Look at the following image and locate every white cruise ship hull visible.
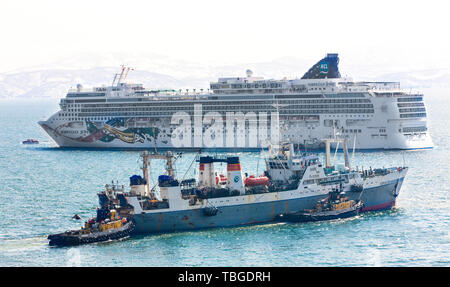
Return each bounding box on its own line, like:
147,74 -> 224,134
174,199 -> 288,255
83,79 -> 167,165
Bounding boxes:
38,113 -> 433,151
38,54 -> 434,150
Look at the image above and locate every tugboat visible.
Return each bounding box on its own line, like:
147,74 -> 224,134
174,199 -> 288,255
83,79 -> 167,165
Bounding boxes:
48,209 -> 135,246
275,186 -> 364,223
22,138 -> 39,144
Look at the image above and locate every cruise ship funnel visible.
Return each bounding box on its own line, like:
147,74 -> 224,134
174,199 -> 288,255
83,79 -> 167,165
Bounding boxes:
301,53 -> 341,79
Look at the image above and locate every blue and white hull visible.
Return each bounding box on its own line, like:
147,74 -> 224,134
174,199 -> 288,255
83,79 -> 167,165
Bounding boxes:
132,194 -> 324,234
129,173 -> 407,234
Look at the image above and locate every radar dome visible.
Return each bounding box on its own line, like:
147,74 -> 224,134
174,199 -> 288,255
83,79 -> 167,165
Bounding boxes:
246,69 -> 253,77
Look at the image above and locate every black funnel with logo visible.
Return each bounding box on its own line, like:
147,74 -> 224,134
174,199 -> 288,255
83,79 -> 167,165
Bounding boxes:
301,53 -> 341,79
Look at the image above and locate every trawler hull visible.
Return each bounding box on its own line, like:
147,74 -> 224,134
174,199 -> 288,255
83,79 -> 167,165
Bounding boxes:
132,194 -> 325,234
131,177 -> 405,234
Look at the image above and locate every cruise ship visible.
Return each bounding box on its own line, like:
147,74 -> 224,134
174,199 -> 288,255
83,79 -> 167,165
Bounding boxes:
39,54 -> 433,150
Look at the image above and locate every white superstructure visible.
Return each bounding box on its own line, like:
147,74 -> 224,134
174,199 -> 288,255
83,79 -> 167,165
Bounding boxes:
39,55 -> 433,150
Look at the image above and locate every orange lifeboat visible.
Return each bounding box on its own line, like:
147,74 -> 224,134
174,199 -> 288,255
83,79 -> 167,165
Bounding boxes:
244,175 -> 269,186
216,174 -> 227,185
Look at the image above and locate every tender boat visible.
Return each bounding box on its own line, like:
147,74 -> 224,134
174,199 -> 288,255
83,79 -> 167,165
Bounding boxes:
275,188 -> 364,223
22,139 -> 39,144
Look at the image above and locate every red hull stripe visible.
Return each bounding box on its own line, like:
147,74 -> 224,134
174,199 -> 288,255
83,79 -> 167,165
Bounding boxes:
227,163 -> 241,171
361,200 -> 395,212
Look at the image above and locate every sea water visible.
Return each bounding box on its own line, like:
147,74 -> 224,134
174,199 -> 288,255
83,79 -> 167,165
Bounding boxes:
0,88 -> 448,266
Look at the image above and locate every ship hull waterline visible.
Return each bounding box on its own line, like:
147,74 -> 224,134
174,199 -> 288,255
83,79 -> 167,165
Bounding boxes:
131,177 -> 404,234
38,121 -> 434,151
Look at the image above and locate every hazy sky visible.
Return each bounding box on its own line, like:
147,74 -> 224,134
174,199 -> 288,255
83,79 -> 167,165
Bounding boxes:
1,0 -> 449,73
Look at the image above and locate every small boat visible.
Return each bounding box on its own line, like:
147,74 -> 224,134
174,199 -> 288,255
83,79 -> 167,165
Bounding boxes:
215,173 -> 227,185
48,209 -> 135,246
244,175 -> 269,186
275,188 -> 364,223
22,139 -> 39,144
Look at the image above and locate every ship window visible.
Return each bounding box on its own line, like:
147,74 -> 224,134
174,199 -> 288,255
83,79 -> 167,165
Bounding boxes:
403,126 -> 427,133
400,113 -> 427,118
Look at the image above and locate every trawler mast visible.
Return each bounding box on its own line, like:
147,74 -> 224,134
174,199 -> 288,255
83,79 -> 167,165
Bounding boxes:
324,137 -> 350,169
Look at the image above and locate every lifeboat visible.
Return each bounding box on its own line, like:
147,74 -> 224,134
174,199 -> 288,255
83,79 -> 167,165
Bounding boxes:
22,139 -> 39,144
244,175 -> 269,186
216,174 -> 227,185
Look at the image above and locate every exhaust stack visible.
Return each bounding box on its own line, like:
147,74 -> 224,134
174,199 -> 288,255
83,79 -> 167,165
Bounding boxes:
226,157 -> 245,195
199,156 -> 215,187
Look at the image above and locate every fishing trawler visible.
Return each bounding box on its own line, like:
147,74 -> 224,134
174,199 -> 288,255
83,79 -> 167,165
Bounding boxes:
65,136 -> 408,235
38,53 -> 433,150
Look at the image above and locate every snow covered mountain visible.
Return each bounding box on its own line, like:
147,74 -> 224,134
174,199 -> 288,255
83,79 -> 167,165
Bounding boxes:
1,53 -> 449,99
0,67 -> 204,99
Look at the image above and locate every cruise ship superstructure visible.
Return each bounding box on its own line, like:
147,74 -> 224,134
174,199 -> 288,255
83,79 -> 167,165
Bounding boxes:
39,54 -> 433,150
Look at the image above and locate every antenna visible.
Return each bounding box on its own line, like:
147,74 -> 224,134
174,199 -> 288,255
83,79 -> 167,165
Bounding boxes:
123,67 -> 130,82
111,74 -> 119,86
116,65 -> 126,86
351,134 -> 357,169
271,100 -> 288,149
296,135 -> 301,154
123,67 -> 134,83
153,126 -> 158,154
304,138 -> 308,155
141,151 -> 150,195
260,139 -> 270,171
331,140 -> 340,166
180,152 -> 199,183
256,151 -> 261,176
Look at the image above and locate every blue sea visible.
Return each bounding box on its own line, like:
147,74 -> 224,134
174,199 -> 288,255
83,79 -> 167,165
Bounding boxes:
0,88 -> 448,266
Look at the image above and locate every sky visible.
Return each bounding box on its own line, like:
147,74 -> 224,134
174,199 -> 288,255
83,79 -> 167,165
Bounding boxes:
1,0 -> 450,73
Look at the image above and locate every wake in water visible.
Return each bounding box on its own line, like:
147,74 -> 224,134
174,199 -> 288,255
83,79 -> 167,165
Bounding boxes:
0,236 -> 49,253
